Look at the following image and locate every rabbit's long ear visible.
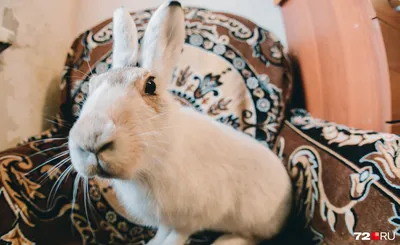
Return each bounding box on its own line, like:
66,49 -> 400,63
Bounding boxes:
140,1 -> 185,89
112,7 -> 139,69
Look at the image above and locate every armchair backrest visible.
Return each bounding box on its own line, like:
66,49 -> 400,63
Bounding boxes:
59,7 -> 293,148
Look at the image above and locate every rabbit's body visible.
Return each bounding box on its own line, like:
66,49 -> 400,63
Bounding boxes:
68,1 -> 293,244
114,106 -> 292,239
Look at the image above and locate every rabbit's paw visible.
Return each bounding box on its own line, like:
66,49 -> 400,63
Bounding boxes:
160,230 -> 189,245
147,225 -> 171,245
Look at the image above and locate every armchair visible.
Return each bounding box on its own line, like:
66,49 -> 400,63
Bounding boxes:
0,7 -> 397,245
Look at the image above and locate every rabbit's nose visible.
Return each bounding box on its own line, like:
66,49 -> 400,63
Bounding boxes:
97,159 -> 113,178
86,152 -> 98,165
95,120 -> 115,144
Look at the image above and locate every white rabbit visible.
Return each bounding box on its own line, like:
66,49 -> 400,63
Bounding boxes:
68,1 -> 293,245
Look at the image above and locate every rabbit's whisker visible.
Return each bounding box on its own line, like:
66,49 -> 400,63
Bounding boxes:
71,174 -> 81,220
86,60 -> 94,77
85,180 -> 101,220
83,178 -> 95,234
47,164 -> 74,207
27,142 -> 68,158
38,156 -> 71,184
44,118 -> 66,128
65,66 -> 92,78
19,137 -> 68,147
146,112 -> 167,122
143,142 -> 169,154
42,113 -> 72,127
65,75 -> 87,80
45,156 -> 71,177
135,126 -> 177,137
25,150 -> 70,176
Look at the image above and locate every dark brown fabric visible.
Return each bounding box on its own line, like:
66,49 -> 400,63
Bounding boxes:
273,109 -> 400,244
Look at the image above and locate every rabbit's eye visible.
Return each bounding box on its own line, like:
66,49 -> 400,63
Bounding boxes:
144,76 -> 156,95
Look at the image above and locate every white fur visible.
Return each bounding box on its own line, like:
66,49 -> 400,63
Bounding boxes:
140,1 -> 185,89
112,6 -> 139,69
113,106 -> 292,244
68,1 -> 292,245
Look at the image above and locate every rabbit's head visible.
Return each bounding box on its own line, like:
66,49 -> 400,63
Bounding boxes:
68,1 -> 185,180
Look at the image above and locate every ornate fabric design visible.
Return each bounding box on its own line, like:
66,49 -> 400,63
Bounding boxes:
389,203 -> 400,235
1,224 -> 35,245
290,109 -> 397,147
282,110 -> 400,244
361,140 -> 400,189
289,109 -> 400,200
288,146 -> 379,237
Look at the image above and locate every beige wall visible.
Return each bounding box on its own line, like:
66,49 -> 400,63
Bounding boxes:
0,0 -> 285,150
0,0 -> 78,150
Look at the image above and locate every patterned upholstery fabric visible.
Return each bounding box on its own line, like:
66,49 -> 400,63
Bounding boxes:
274,109 -> 400,244
0,7 -> 293,245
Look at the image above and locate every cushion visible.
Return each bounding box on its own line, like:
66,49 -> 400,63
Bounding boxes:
60,7 -> 293,148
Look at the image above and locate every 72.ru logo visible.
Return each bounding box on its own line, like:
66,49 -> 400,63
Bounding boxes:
354,232 -> 396,241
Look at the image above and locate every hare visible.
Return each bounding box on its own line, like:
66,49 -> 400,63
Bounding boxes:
68,1 -> 293,245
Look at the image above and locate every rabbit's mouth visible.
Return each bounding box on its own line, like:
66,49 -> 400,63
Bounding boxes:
96,162 -> 113,179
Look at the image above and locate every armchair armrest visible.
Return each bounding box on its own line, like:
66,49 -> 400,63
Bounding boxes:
0,126 -> 162,245
0,133 -> 84,245
275,109 -> 400,244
